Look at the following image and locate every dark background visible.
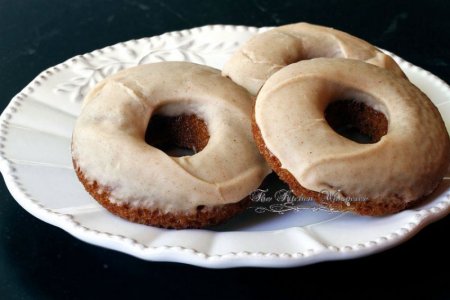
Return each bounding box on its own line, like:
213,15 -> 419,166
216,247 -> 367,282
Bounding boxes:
1,0 -> 449,299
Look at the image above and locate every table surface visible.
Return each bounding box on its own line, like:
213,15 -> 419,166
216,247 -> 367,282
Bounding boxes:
1,0 -> 449,299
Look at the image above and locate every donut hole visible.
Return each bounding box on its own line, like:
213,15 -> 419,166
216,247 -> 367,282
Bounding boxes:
325,100 -> 388,144
145,114 -> 209,157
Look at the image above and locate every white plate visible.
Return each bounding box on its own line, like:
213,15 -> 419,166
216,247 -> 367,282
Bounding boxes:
1,25 -> 449,268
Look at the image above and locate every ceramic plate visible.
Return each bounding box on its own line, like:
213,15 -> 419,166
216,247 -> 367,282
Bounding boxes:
1,25 -> 449,268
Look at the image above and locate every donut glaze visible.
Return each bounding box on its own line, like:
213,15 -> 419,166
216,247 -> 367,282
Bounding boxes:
253,58 -> 450,215
72,62 -> 270,228
223,22 -> 405,95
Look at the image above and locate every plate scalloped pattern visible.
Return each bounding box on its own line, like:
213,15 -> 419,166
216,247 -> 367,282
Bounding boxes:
1,25 -> 450,268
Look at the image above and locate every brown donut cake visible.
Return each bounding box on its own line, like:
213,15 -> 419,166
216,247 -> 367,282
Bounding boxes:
223,22 -> 405,95
253,58 -> 450,216
72,62 -> 270,229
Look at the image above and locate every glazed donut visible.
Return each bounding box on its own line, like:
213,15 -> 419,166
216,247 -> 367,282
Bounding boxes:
223,22 -> 405,95
72,62 -> 270,229
253,58 -> 450,216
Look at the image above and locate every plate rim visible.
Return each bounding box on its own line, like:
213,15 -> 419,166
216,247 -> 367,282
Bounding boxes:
1,24 -> 450,268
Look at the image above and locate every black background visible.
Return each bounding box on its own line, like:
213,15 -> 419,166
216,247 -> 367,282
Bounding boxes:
1,0 -> 449,299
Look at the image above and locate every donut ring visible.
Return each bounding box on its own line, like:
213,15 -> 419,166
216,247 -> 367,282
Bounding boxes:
223,22 -> 405,95
72,62 -> 270,228
253,58 -> 450,216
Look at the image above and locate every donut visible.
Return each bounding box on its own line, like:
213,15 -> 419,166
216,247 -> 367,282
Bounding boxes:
223,22 -> 405,95
253,58 -> 450,216
72,62 -> 271,229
